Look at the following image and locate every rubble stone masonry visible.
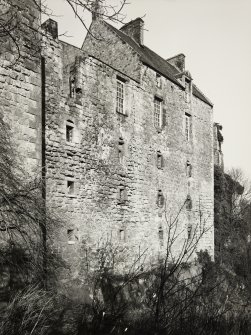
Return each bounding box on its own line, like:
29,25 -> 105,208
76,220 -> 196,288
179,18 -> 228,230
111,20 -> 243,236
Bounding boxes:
0,1 -> 214,285
0,0 -> 42,172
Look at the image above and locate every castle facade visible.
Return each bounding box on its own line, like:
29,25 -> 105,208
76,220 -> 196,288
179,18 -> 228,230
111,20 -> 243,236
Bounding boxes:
0,0 -> 214,280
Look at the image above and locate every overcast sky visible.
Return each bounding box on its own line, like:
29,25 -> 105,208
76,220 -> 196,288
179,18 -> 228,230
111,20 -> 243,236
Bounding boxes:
44,0 -> 251,179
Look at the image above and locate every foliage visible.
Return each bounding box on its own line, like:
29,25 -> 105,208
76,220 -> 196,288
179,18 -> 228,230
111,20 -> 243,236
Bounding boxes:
214,166 -> 251,295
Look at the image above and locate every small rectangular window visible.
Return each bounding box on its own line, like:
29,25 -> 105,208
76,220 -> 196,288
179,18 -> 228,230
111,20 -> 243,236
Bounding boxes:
67,229 -> 75,244
118,185 -> 127,204
69,74 -> 76,98
186,195 -> 192,210
119,229 -> 125,242
118,137 -> 124,163
186,161 -> 192,177
185,113 -> 191,142
66,124 -> 74,142
67,180 -> 75,195
156,73 -> 162,88
185,79 -> 191,103
158,229 -> 164,246
116,80 -> 124,114
187,225 -> 192,240
157,151 -> 164,169
157,190 -> 164,207
154,97 -> 162,128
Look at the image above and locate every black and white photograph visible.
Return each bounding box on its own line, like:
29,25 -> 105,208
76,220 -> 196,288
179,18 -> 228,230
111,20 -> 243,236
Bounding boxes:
0,0 -> 251,334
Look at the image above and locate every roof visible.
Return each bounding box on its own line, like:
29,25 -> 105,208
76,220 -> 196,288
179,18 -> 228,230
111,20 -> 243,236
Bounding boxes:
104,21 -> 213,107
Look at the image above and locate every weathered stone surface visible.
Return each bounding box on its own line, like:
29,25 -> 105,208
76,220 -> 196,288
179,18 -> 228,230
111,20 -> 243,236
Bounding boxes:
0,2 -> 215,286
0,0 -> 42,172
41,17 -> 214,284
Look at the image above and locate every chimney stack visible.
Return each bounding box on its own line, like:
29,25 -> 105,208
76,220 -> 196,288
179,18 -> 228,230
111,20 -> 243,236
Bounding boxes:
41,19 -> 58,39
120,18 -> 144,45
92,0 -> 103,20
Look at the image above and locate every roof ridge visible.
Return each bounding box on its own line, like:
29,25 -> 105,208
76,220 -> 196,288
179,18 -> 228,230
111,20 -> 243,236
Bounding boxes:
86,20 -> 213,106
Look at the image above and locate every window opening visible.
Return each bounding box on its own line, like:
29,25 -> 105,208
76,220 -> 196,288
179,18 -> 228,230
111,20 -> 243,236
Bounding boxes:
157,190 -> 164,207
116,80 -> 124,114
158,228 -> 164,246
69,74 -> 76,98
154,97 -> 162,128
118,185 -> 127,203
185,113 -> 191,142
156,73 -> 162,88
187,225 -> 192,240
185,79 -> 191,103
118,137 -> 124,163
119,229 -> 125,242
66,125 -> 74,142
157,151 -> 164,169
67,229 -> 75,244
186,160 -> 192,177
186,195 -> 192,210
67,180 -> 75,195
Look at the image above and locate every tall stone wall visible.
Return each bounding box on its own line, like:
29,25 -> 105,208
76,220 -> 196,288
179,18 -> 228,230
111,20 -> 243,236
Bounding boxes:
41,18 -> 214,285
0,0 -> 42,172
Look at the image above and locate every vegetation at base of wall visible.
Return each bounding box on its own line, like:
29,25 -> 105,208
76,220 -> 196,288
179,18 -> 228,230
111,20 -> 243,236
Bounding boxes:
1,251 -> 251,335
1,114 -> 251,334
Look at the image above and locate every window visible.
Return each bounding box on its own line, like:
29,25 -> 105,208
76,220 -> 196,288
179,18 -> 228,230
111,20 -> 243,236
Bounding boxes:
157,190 -> 164,207
156,73 -> 162,88
119,229 -> 125,242
185,79 -> 191,103
116,79 -> 124,114
66,121 -> 74,142
67,180 -> 75,195
69,73 -> 76,98
118,137 -> 124,163
187,224 -> 192,240
158,228 -> 164,246
154,97 -> 162,128
185,113 -> 191,142
186,160 -> 192,177
67,229 -> 76,244
186,195 -> 192,210
157,151 -> 164,169
118,185 -> 127,203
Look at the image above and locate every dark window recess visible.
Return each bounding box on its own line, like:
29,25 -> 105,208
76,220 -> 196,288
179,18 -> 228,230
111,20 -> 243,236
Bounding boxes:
186,195 -> 192,210
187,224 -> 192,240
66,124 -> 74,142
119,229 -> 125,242
185,113 -> 191,141
118,137 -> 124,163
185,79 -> 191,103
157,190 -> 164,207
186,160 -> 192,177
156,73 -> 162,88
67,229 -> 75,243
157,151 -> 164,169
67,180 -> 75,195
158,228 -> 164,246
69,74 -> 76,98
76,87 -> 82,95
118,185 -> 127,203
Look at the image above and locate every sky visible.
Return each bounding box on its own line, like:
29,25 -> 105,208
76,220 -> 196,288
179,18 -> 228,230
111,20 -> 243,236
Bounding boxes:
44,0 -> 251,178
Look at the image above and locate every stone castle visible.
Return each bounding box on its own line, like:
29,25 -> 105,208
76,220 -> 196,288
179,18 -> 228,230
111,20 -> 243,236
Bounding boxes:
0,0 -> 220,280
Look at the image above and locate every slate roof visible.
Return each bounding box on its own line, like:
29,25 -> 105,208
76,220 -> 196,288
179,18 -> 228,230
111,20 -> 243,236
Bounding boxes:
105,21 -> 213,107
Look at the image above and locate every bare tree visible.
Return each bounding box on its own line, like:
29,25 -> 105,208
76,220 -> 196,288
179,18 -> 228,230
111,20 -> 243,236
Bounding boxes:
0,0 -> 129,67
